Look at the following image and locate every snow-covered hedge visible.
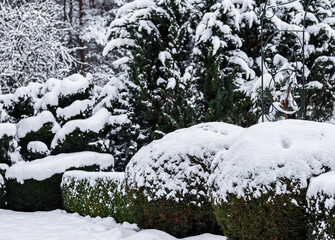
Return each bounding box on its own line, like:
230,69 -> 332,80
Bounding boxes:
61,170 -> 130,223
5,152 -> 114,211
210,120 -> 335,240
307,172 -> 335,240
125,122 -> 244,237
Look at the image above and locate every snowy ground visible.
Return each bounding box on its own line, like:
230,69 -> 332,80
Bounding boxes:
0,209 -> 227,240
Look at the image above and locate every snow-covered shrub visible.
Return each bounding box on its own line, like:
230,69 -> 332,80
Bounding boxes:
26,141 -> 50,161
125,122 -> 244,237
17,111 -> 59,161
210,120 -> 335,240
51,108 -> 112,155
5,152 -> 114,211
306,172 -> 335,240
61,170 -> 130,223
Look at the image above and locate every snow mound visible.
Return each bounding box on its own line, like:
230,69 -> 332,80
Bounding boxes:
16,111 -> 59,138
56,99 -> 93,121
6,151 -> 114,182
0,164 -> 8,172
307,171 -> 335,202
210,120 -> 335,202
27,141 -> 49,154
0,123 -> 16,138
126,122 -> 244,201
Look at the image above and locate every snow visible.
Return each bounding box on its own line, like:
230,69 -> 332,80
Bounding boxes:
0,209 -> 227,240
307,171 -> 335,199
27,141 -> 49,154
0,164 -> 8,172
210,120 -> 335,202
56,99 -> 93,121
51,108 -> 111,148
0,123 -> 16,138
126,122 -> 244,201
36,74 -> 92,109
16,111 -> 59,139
62,170 -> 124,187
5,151 -> 114,183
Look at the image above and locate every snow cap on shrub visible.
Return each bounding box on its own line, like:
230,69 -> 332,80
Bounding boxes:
16,111 -> 59,138
307,171 -> 335,205
6,151 -> 114,183
0,123 -> 16,138
210,120 -> 335,203
126,122 -> 244,201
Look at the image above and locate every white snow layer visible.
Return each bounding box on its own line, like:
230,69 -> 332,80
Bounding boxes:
5,151 -> 114,182
210,120 -> 335,202
126,122 -> 244,201
0,123 -> 16,138
56,99 -> 93,121
27,141 -> 49,154
36,74 -> 92,109
62,170 -> 124,187
16,111 -> 59,138
0,209 -> 227,240
307,171 -> 335,198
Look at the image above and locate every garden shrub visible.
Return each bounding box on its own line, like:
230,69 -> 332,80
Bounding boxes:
125,122 -> 244,237
5,152 -> 114,211
61,170 -> 130,223
306,171 -> 335,240
210,120 -> 335,240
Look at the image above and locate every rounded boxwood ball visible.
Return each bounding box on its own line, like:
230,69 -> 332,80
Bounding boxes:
125,122 -> 244,237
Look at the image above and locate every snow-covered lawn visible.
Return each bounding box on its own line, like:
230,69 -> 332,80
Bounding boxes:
0,209 -> 227,240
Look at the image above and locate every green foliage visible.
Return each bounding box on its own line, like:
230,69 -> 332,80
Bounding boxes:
19,122 -> 54,161
3,96 -> 35,121
307,193 -> 335,240
5,165 -> 101,211
213,184 -> 308,240
61,172 -> 131,223
126,187 -> 220,238
6,174 -> 64,211
0,135 -> 15,165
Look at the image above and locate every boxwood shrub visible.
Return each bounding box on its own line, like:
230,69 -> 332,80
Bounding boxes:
212,180 -> 308,240
306,172 -> 335,240
126,122 -> 243,237
61,170 -> 130,223
209,120 -> 335,240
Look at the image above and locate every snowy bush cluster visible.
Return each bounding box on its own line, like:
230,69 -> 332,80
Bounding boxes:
0,73 -> 136,170
122,120 -> 335,239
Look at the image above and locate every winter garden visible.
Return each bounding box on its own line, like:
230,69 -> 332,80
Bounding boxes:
0,0 -> 335,239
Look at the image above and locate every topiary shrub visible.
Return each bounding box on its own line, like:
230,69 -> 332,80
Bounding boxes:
306,171 -> 335,240
5,152 -> 114,211
210,120 -> 335,240
61,170 -> 130,223
125,122 -> 244,237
